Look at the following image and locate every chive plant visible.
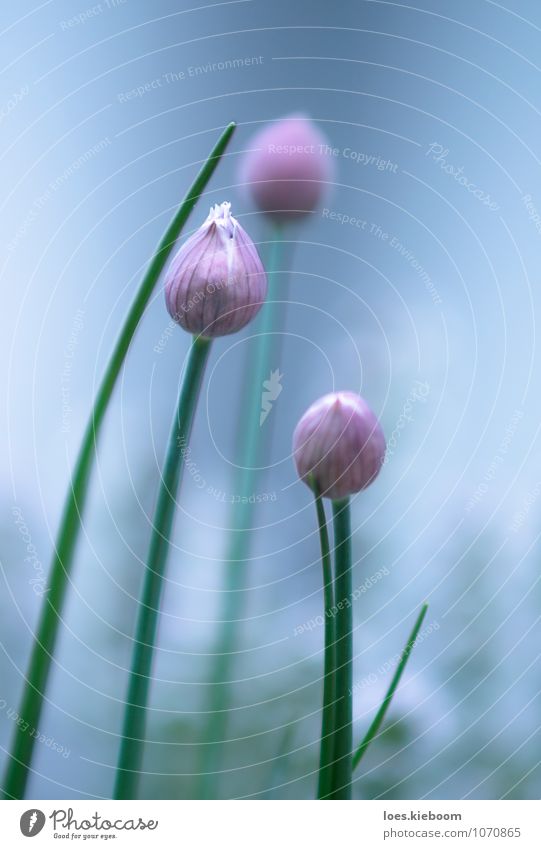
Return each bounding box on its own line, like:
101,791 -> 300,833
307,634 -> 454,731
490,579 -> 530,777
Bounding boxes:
197,222 -> 285,797
114,202 -> 267,799
199,113 -> 335,798
293,391 -> 427,798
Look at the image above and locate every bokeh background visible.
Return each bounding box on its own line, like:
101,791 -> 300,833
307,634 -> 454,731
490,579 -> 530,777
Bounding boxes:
1,0 -> 541,800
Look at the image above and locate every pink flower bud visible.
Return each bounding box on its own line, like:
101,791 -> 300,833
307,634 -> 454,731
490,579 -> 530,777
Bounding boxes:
239,114 -> 334,219
293,392 -> 386,500
164,202 -> 267,337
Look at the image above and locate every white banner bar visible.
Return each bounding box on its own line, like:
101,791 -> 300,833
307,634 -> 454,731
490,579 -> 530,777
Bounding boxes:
1,799 -> 540,848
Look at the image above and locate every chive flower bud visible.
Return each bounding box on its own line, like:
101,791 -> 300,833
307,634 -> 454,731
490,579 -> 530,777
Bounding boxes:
164,201 -> 267,337
239,114 -> 334,219
293,392 -> 386,500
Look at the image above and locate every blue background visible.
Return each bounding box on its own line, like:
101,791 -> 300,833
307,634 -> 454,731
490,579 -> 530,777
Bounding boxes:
1,0 -> 541,799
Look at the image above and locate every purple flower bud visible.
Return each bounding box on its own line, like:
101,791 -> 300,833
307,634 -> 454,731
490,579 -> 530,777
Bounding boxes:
164,202 -> 267,337
239,114 -> 334,219
293,392 -> 386,500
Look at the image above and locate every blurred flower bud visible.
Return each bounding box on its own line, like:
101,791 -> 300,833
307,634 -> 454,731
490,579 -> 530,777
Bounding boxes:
165,202 -> 267,337
239,114 -> 334,219
293,392 -> 386,500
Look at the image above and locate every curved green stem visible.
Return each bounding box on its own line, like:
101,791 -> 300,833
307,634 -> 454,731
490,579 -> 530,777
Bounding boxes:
352,602 -> 428,773
114,335 -> 212,800
314,490 -> 336,800
1,124 -> 235,801
198,225 -> 286,798
329,498 -> 353,800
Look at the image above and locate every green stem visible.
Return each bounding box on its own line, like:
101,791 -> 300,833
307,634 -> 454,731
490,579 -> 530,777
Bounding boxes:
198,225 -> 285,798
329,498 -> 353,800
2,123 -> 235,801
114,335 -> 212,800
352,602 -> 428,773
314,490 -> 336,801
